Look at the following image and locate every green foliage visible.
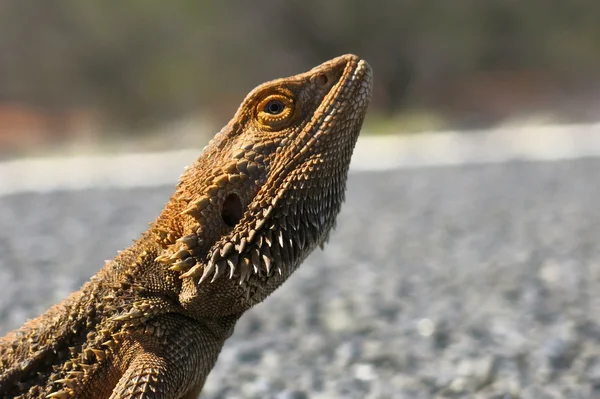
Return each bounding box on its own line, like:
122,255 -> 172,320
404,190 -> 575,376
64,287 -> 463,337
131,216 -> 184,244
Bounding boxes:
0,0 -> 599,130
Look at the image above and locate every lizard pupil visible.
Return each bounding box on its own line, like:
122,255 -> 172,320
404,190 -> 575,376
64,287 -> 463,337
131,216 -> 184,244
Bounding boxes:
265,100 -> 285,115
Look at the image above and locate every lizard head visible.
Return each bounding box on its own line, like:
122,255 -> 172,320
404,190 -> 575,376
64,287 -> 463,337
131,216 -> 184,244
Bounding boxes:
152,54 -> 372,317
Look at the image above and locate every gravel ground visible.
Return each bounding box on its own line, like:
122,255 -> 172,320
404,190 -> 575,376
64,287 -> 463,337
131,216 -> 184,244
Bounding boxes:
1,158 -> 600,398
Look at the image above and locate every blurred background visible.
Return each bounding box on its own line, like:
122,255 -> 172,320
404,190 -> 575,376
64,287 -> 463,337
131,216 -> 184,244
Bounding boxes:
3,2 -> 600,398
1,0 -> 600,157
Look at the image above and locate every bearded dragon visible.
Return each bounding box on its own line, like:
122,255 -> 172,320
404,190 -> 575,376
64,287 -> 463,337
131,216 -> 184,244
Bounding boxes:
0,54 -> 373,399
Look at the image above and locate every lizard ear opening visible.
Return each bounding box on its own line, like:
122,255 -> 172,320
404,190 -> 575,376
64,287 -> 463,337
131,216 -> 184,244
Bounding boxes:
222,193 -> 243,227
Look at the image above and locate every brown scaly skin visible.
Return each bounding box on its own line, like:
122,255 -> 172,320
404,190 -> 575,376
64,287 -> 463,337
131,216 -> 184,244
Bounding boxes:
0,54 -> 372,399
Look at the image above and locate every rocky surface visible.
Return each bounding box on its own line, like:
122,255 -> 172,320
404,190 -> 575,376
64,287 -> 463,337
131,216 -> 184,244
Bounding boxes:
1,158 -> 599,398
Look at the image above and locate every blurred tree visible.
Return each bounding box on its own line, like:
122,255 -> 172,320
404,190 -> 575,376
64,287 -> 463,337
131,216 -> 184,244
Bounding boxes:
0,0 -> 599,133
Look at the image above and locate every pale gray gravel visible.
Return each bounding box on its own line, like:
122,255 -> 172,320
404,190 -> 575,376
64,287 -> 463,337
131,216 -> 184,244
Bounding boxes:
1,159 -> 600,398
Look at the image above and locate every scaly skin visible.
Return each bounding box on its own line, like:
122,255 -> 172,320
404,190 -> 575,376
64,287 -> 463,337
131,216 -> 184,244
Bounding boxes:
0,54 -> 373,399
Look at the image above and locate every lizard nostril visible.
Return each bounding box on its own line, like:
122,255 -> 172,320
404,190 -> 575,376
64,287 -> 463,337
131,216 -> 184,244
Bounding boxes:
316,73 -> 329,87
222,193 -> 243,227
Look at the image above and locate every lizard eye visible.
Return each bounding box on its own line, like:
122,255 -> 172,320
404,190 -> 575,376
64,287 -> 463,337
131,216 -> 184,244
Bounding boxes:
256,94 -> 294,130
264,100 -> 285,115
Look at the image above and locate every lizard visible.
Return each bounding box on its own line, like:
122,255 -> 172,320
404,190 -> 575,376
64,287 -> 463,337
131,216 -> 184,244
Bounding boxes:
0,53 -> 372,399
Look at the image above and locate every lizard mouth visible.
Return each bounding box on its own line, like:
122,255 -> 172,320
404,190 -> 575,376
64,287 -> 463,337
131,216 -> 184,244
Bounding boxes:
276,56 -> 372,172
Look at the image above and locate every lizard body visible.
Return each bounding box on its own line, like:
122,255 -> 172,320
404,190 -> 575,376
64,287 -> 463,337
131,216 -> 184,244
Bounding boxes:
0,54 -> 372,399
